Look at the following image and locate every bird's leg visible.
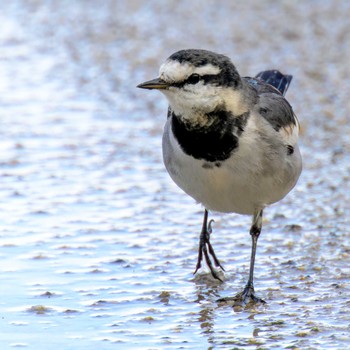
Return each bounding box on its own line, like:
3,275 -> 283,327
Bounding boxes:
193,209 -> 225,281
218,209 -> 266,305
237,209 -> 266,303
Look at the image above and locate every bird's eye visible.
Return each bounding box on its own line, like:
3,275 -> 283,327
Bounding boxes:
187,74 -> 200,84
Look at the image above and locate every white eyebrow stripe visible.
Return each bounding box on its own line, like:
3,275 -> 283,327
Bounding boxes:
159,60 -> 221,83
193,64 -> 221,76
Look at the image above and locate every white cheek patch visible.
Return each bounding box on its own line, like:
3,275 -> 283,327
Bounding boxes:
159,59 -> 221,83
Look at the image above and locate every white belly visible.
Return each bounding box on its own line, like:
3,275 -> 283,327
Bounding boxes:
162,119 -> 301,215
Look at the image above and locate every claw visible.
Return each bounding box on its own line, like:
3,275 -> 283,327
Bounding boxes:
234,284 -> 266,304
193,243 -> 203,275
193,211 -> 224,281
217,283 -> 266,305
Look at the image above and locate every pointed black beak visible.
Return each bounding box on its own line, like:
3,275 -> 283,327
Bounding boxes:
137,78 -> 169,90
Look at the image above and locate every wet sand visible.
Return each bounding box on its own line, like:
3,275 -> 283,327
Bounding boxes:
0,1 -> 350,349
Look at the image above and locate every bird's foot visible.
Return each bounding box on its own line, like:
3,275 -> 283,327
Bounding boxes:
193,219 -> 225,282
217,283 -> 266,306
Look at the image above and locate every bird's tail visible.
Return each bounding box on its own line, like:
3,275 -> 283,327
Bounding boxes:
255,70 -> 293,96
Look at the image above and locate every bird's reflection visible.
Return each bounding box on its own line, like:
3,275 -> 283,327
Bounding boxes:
191,272 -> 267,347
192,273 -> 223,345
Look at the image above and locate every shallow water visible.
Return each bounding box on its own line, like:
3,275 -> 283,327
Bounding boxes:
1,1 -> 350,349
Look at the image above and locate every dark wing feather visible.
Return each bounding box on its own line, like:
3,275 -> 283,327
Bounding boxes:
255,70 -> 293,96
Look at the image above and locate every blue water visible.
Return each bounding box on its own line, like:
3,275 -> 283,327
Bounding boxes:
1,1 -> 350,349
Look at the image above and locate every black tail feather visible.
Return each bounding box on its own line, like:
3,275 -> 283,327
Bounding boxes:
255,70 -> 293,96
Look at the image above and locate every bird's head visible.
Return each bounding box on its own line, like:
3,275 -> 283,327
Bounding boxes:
138,49 -> 249,123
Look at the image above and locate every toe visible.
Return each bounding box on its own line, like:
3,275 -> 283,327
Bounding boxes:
217,286 -> 266,306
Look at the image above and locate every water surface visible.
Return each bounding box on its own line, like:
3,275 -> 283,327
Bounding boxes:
1,1 -> 350,349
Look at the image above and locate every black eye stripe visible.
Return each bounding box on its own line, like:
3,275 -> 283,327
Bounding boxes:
201,74 -> 219,84
171,74 -> 218,88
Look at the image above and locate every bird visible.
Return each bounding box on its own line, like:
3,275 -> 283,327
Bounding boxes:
137,49 -> 302,304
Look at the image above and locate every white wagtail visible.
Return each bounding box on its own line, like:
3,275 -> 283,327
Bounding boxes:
137,49 -> 302,304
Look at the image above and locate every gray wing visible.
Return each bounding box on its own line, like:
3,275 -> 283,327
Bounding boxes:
243,74 -> 297,133
257,93 -> 296,132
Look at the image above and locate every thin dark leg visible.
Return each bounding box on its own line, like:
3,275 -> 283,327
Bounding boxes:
193,209 -> 225,282
239,209 -> 265,303
218,209 -> 266,304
